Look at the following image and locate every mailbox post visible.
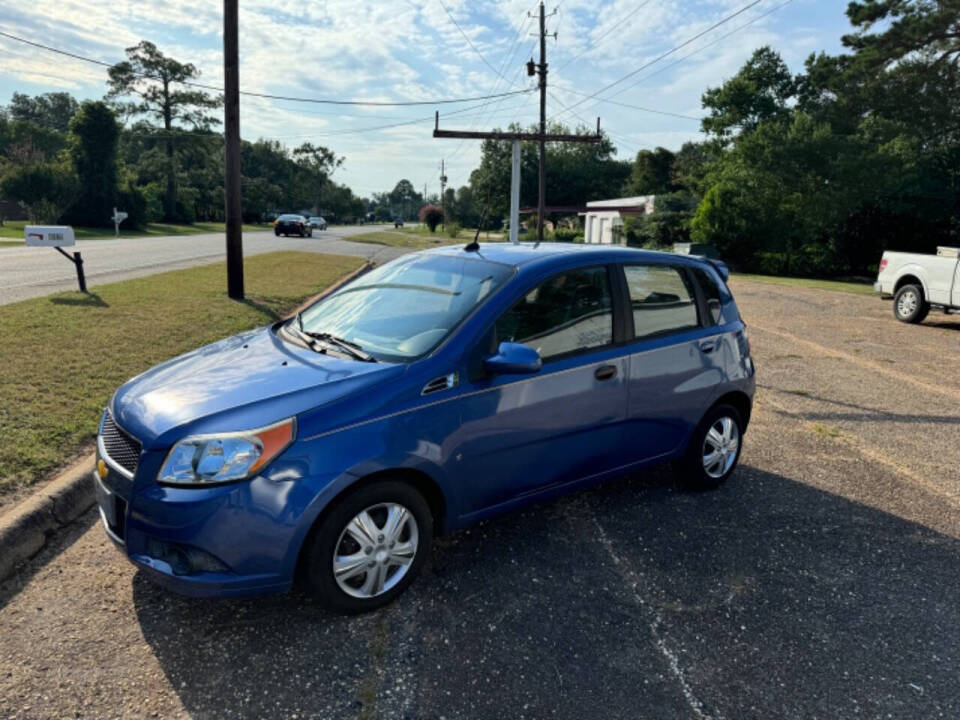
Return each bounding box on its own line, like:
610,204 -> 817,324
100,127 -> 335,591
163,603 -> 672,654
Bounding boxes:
111,207 -> 128,238
25,225 -> 87,293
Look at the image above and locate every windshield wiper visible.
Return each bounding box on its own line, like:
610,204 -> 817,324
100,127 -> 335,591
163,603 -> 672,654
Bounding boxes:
301,329 -> 375,362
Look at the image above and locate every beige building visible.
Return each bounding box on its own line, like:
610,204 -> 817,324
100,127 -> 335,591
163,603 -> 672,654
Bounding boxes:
582,195 -> 655,244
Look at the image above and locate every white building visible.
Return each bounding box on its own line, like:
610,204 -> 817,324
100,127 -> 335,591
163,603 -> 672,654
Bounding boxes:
582,195 -> 655,244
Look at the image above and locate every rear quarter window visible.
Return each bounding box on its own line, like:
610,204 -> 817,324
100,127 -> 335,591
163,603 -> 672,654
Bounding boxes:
691,266 -> 726,325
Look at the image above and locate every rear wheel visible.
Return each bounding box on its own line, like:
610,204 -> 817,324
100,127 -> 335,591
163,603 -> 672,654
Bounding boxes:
302,480 -> 432,614
681,404 -> 743,490
893,284 -> 929,323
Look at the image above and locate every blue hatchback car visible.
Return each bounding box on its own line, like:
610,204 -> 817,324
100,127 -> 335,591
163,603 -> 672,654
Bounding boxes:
94,242 -> 754,612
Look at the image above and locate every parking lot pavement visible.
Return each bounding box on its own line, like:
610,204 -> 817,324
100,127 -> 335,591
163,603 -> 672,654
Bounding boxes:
1,277 -> 958,719
0,226 -> 406,305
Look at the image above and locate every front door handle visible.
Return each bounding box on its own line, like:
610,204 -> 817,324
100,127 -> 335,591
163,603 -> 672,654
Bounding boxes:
595,364 -> 617,381
699,340 -> 718,354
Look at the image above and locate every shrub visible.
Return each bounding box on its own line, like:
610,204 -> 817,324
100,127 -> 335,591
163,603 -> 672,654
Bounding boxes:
0,162 -> 79,223
445,222 -> 461,239
551,227 -> 581,243
419,204 -> 443,232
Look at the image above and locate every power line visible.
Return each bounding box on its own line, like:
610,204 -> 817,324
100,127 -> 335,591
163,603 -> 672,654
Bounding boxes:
552,0 -> 766,116
604,0 -> 795,100
437,0 -> 501,76
0,30 -> 533,107
551,84 -> 703,120
444,5 -> 538,163
555,0 -> 656,72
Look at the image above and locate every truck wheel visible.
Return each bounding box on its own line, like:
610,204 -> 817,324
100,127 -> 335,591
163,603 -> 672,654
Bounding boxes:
893,284 -> 929,323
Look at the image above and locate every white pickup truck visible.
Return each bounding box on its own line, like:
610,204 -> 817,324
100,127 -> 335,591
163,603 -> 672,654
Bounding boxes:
875,246 -> 960,323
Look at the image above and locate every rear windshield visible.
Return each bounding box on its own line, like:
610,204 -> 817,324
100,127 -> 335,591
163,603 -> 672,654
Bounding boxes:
298,254 -> 514,362
278,214 -> 301,220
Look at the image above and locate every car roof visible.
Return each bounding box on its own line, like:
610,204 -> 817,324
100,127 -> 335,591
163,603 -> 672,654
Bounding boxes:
420,241 -> 706,271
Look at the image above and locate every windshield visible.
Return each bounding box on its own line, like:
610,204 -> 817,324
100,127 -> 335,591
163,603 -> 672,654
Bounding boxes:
296,253 -> 513,362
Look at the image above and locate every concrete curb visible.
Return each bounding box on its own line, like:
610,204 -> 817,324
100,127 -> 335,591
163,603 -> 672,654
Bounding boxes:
0,261 -> 374,585
0,453 -> 95,582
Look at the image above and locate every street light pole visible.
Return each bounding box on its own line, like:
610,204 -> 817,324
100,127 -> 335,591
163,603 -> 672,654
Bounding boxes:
223,0 -> 244,299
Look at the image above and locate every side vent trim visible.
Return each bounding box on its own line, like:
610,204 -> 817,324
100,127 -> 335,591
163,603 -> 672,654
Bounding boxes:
421,372 -> 459,396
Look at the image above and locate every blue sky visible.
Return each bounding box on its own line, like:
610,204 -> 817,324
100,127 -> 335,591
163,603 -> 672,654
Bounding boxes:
0,0 -> 852,198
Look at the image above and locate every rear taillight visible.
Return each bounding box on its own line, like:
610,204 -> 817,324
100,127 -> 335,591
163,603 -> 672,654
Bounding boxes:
879,258 -> 888,272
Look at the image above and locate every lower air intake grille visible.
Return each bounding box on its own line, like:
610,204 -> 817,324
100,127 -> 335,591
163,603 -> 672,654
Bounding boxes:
100,412 -> 141,475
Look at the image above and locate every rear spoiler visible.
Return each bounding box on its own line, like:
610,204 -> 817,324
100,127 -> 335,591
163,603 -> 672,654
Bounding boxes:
704,258 -> 730,282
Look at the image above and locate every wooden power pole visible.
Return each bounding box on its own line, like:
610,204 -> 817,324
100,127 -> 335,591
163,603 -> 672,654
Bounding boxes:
433,1 -> 599,243
223,0 -> 244,299
536,1 -> 548,245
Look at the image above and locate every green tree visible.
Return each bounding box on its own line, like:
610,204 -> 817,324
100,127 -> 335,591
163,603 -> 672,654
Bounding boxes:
107,41 -> 222,221
469,122 -> 628,223
8,92 -> 79,133
0,162 -> 78,223
701,46 -> 795,139
628,147 -> 675,195
64,101 -> 119,227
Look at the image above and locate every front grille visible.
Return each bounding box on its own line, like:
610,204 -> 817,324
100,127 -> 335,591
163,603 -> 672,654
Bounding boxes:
100,411 -> 141,475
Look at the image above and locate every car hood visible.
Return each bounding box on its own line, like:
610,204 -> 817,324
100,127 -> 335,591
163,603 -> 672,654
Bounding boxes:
111,325 -> 404,449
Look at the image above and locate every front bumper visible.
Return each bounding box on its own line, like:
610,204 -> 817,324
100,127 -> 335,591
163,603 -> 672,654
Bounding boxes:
93,439 -> 340,598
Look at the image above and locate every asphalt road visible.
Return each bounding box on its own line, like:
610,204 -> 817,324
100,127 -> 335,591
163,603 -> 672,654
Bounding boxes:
1,278 -> 958,719
0,225 -> 405,306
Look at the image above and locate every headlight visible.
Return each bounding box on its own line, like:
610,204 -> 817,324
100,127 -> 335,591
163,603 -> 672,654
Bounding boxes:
158,418 -> 296,486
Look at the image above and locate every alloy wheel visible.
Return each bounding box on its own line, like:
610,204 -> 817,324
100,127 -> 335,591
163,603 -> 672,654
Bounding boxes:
332,503 -> 419,598
897,289 -> 918,318
702,416 -> 740,479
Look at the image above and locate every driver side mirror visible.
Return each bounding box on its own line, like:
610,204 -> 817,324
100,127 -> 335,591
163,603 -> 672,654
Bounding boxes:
483,341 -> 541,375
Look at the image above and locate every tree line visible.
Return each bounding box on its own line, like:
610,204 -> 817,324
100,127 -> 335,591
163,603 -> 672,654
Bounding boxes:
629,0 -> 960,276
0,41 -> 365,228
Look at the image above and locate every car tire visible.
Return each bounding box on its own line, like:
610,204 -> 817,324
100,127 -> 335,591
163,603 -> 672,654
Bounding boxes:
274,230 -> 280,236
893,284 -> 929,323
301,480 -> 433,614
681,404 -> 744,491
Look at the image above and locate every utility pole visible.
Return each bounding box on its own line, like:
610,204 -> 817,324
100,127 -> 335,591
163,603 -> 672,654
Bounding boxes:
432,3 -> 600,245
536,1 -> 548,245
223,0 -> 244,299
439,159 -> 447,232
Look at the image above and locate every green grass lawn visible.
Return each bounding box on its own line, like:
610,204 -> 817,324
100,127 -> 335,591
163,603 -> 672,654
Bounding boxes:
0,251 -> 364,496
731,273 -> 875,296
0,220 -> 269,242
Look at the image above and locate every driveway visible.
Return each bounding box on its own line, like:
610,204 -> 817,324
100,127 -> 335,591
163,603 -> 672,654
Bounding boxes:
0,277 -> 958,719
0,225 -> 405,306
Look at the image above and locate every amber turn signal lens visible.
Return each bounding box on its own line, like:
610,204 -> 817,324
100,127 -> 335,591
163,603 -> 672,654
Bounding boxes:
248,420 -> 296,475
97,459 -> 108,479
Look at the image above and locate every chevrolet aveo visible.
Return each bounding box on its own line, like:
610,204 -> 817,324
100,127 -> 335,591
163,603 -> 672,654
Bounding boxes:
95,243 -> 755,613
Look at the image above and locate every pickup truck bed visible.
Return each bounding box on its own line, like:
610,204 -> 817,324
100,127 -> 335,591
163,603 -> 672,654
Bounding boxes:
875,247 -> 960,323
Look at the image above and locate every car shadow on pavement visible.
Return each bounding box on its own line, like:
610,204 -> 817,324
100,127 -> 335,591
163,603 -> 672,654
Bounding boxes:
133,464 -> 960,720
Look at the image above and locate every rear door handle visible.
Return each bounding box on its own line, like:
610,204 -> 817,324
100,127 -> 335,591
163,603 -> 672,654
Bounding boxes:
595,364 -> 617,381
699,340 -> 718,353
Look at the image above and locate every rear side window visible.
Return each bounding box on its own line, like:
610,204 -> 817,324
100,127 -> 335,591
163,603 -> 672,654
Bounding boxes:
495,267 -> 613,360
624,264 -> 699,339
691,267 -> 724,325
